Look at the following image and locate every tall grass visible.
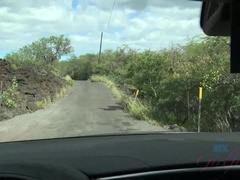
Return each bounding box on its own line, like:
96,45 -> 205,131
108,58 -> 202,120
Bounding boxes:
65,75 -> 74,86
36,85 -> 72,109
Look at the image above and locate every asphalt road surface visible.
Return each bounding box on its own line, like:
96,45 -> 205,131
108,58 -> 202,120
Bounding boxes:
0,81 -> 166,142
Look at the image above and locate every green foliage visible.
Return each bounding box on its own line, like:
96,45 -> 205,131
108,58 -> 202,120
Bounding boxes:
0,77 -> 18,108
54,86 -> 72,101
76,36 -> 236,132
90,75 -> 122,100
2,36 -> 74,111
35,35 -> 73,63
36,96 -> 52,109
59,53 -> 97,80
5,35 -> 73,71
36,86 -> 72,109
4,33 -> 235,132
65,75 -> 74,86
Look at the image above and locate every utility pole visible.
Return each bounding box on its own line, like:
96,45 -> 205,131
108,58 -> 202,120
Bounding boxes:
98,32 -> 103,64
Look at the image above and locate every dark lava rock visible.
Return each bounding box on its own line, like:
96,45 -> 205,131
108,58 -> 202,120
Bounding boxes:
0,58 -> 67,121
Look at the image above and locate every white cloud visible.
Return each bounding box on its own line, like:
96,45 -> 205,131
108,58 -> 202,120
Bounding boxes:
0,0 -> 205,57
70,35 -> 90,42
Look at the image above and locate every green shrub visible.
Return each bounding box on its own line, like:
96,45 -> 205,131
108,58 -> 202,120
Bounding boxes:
0,77 -> 18,108
65,75 -> 74,86
54,85 -> 72,101
57,37 -> 235,132
36,96 -> 52,109
36,85 -> 72,109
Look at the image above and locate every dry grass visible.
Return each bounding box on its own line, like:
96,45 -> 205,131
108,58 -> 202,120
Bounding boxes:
36,85 -> 72,109
89,75 -> 161,127
65,75 -> 74,86
36,96 -> 51,109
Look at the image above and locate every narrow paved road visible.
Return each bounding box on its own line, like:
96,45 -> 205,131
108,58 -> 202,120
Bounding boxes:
0,81 -> 166,142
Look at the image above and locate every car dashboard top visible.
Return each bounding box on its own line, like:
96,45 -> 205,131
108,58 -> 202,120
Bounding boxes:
0,132 -> 239,180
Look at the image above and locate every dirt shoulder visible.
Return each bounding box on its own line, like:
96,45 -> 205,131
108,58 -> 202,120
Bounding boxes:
0,59 -> 68,121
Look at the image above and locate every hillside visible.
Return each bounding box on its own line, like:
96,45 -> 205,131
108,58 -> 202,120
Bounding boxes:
0,59 -> 67,121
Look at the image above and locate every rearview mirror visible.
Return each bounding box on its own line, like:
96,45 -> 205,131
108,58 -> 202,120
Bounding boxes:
200,0 -> 230,36
200,0 -> 240,73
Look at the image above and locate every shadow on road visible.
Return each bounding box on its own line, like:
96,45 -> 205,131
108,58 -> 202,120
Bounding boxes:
99,105 -> 124,111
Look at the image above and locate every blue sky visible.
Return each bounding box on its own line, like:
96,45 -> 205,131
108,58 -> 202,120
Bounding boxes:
0,0 -> 204,59
72,0 -> 80,10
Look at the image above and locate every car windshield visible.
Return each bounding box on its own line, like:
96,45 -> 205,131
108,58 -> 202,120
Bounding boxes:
0,0 -> 232,142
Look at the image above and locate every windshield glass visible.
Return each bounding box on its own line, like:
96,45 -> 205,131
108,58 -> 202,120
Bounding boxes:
0,0 -> 231,142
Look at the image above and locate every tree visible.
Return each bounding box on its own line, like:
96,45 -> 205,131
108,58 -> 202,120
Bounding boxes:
5,35 -> 73,68
58,53 -> 98,80
54,36 -> 240,132
34,35 -> 73,63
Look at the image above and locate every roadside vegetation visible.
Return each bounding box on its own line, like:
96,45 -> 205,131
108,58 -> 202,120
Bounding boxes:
0,77 -> 18,108
36,85 -> 72,109
58,36 -> 240,132
2,34 -> 238,132
1,35 -> 74,121
90,75 -> 162,128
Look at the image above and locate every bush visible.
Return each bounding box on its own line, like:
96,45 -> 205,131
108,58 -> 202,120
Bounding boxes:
54,86 -> 72,101
0,77 -> 18,108
36,96 -> 52,109
65,75 -> 74,86
60,36 -> 236,132
59,54 -> 96,80
36,85 -> 72,109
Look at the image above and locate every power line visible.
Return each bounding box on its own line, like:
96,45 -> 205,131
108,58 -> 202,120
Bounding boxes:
105,0 -> 116,32
98,0 -> 116,63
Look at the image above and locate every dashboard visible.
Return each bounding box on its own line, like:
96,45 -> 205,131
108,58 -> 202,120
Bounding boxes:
0,132 -> 239,179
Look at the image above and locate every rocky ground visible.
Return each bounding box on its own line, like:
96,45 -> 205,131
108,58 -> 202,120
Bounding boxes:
0,59 -> 67,121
